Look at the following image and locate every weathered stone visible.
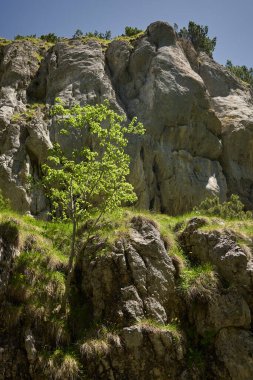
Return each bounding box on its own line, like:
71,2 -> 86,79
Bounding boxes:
81,217 -> 177,324
179,218 -> 253,310
1,22 -> 253,213
82,324 -> 186,380
215,328 -> 253,380
189,290 -> 251,336
24,330 -> 37,363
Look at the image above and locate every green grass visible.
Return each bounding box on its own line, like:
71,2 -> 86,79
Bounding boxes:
11,103 -> 47,123
0,204 -> 251,377
38,349 -> 80,379
138,318 -> 179,333
0,37 -> 12,47
115,31 -> 145,45
180,263 -> 214,291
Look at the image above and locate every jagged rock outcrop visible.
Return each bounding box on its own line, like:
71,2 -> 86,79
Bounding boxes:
77,215 -> 253,380
179,217 -> 253,380
0,21 -> 252,215
0,212 -> 253,379
82,216 -> 178,325
179,217 -> 253,310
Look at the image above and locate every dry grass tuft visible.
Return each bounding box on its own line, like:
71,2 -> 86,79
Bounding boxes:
40,350 -> 80,380
80,329 -> 121,360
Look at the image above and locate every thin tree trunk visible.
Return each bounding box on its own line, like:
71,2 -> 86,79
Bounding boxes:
61,218 -> 77,314
61,182 -> 77,314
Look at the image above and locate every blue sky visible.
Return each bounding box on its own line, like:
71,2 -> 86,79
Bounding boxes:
0,0 -> 252,67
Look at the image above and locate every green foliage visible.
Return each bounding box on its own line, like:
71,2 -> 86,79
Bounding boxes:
84,30 -> 111,40
124,26 -> 143,37
179,21 -> 216,57
43,99 -> 144,224
226,60 -> 253,87
42,99 -> 144,312
11,103 -> 46,123
14,34 -> 37,40
194,194 -> 252,220
73,29 -> 83,38
40,33 -> 59,43
0,190 -> 10,211
138,318 -> 180,335
180,263 -> 214,291
14,33 -> 58,44
0,37 -> 12,46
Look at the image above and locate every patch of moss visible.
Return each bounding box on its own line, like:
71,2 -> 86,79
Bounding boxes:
11,103 -> 47,123
115,31 -> 145,46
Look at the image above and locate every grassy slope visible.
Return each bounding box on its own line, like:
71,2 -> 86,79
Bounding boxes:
0,207 -> 252,377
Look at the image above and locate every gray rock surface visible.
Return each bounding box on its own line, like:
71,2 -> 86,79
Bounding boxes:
81,216 -> 178,325
179,217 -> 253,310
80,324 -> 186,380
215,328 -> 253,380
1,21 -> 252,214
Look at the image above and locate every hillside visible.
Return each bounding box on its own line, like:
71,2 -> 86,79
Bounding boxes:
0,207 -> 253,379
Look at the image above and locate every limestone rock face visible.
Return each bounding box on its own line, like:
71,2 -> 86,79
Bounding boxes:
197,53 -> 253,208
215,328 -> 253,380
81,216 -> 178,325
179,217 -> 253,310
106,23 -> 227,213
0,21 -> 252,214
81,324 -> 186,380
179,217 -> 253,379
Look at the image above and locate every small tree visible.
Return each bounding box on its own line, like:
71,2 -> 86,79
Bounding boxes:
40,33 -> 59,43
42,99 -> 145,312
179,21 -> 216,57
226,60 -> 253,88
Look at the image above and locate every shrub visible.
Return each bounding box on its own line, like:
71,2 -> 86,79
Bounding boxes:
124,26 -> 143,37
226,60 -> 253,87
194,194 -> 252,219
73,29 -> 83,38
40,33 -> 58,43
14,34 -> 36,40
179,21 -> 216,57
84,30 -> 111,40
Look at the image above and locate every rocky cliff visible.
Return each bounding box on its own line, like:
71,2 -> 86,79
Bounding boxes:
0,21 -> 253,215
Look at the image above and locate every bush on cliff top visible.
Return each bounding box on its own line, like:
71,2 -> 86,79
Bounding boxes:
226,60 -> 253,88
179,21 -> 217,57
